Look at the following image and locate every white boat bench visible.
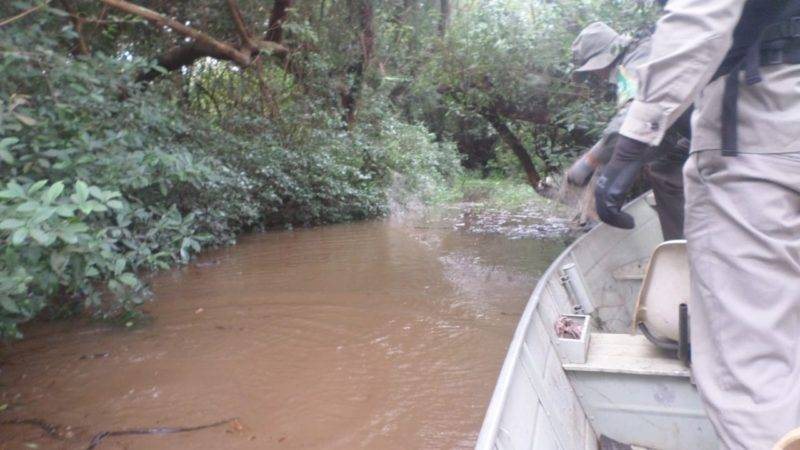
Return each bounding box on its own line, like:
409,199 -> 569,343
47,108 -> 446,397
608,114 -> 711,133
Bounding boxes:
563,332 -> 688,377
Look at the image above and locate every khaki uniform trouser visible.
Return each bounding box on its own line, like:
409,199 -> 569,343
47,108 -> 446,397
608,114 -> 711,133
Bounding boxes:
645,149 -> 687,241
684,150 -> 800,449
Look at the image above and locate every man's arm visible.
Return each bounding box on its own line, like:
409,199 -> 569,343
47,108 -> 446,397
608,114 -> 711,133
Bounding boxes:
620,0 -> 746,146
594,0 -> 746,229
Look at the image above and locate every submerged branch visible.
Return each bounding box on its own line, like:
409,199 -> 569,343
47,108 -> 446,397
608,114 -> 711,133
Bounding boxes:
87,418 -> 237,449
1,418 -> 69,440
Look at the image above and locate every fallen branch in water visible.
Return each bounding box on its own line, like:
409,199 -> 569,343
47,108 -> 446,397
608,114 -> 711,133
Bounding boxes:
79,352 -> 110,360
87,417 -> 237,449
0,418 -> 70,440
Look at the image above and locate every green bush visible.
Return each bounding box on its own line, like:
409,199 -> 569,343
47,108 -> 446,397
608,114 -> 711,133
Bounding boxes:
0,180 -> 146,338
0,12 -> 461,339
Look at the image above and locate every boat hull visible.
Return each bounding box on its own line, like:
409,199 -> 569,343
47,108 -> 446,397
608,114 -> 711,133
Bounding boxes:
476,194 -> 718,450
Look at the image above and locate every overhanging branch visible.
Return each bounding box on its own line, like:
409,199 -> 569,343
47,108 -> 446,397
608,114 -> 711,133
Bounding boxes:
136,42 -> 231,83
100,0 -> 253,66
99,0 -> 289,85
226,0 -> 254,48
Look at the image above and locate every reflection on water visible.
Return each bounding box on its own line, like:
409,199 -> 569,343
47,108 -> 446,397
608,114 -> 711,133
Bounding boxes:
1,217 -> 564,449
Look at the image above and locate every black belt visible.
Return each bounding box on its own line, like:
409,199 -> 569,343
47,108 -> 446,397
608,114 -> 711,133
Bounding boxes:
721,38 -> 800,156
761,15 -> 800,43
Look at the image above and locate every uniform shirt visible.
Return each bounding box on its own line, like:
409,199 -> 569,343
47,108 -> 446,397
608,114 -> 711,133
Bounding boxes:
619,0 -> 800,154
597,36 -> 653,152
611,35 -> 652,108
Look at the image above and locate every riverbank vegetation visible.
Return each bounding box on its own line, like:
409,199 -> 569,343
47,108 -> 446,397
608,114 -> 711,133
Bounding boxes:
0,0 -> 657,338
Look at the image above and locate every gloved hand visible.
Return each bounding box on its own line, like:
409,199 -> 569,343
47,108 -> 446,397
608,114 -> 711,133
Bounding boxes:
594,135 -> 653,229
567,140 -> 612,187
566,156 -> 595,186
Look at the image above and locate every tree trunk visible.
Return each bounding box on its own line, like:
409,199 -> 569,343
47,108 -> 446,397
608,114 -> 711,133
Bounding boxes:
360,1 -> 375,64
481,110 -> 542,190
60,0 -> 90,55
342,0 -> 374,127
439,0 -> 450,36
265,0 -> 292,43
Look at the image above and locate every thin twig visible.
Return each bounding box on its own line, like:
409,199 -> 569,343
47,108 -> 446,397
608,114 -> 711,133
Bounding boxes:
35,59 -> 59,101
83,4 -> 110,44
59,0 -> 90,55
0,2 -> 49,27
226,0 -> 253,48
193,81 -> 222,117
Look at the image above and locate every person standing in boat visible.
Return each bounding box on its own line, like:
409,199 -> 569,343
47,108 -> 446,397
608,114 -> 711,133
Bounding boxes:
593,0 -> 800,448
567,22 -> 690,241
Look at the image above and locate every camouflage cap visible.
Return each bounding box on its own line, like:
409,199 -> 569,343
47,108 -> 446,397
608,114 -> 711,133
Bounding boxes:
571,22 -> 630,73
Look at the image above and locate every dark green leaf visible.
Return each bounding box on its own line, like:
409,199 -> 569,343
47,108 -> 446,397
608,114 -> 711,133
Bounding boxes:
0,297 -> 20,314
16,201 -> 39,212
0,137 -> 19,150
28,180 -> 48,194
0,149 -> 14,164
55,205 -> 75,217
118,272 -> 138,287
56,230 -> 78,244
29,228 -> 54,246
75,180 -> 89,202
31,207 -> 55,224
41,181 -> 64,203
11,228 -> 28,245
0,219 -> 24,230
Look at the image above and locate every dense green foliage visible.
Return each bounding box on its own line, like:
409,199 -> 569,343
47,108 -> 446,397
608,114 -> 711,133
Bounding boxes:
0,0 -> 657,338
415,0 -> 658,180
0,4 -> 459,338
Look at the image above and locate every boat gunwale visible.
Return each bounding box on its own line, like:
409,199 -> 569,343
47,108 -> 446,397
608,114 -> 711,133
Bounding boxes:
474,194 -> 651,450
474,212 -> 593,449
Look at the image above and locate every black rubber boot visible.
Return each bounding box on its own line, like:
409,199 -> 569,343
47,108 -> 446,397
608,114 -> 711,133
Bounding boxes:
594,135 -> 653,229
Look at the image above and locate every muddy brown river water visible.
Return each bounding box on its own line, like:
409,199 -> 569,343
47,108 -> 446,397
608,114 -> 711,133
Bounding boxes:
0,214 -> 566,449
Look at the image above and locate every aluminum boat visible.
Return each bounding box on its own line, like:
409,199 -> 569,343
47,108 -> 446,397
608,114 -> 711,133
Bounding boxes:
475,194 -> 718,450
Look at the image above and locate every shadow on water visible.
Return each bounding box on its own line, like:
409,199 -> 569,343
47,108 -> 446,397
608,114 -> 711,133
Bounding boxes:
0,207 -> 568,449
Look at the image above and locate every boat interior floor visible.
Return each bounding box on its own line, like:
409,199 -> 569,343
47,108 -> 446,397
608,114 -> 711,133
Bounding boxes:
599,435 -> 650,450
562,333 -> 715,450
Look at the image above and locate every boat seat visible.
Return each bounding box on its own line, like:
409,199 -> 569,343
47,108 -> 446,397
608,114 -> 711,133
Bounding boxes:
562,332 -> 689,378
775,428 -> 800,450
632,240 -> 690,343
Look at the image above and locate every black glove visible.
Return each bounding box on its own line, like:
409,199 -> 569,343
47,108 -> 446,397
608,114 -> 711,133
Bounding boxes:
594,135 -> 653,229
